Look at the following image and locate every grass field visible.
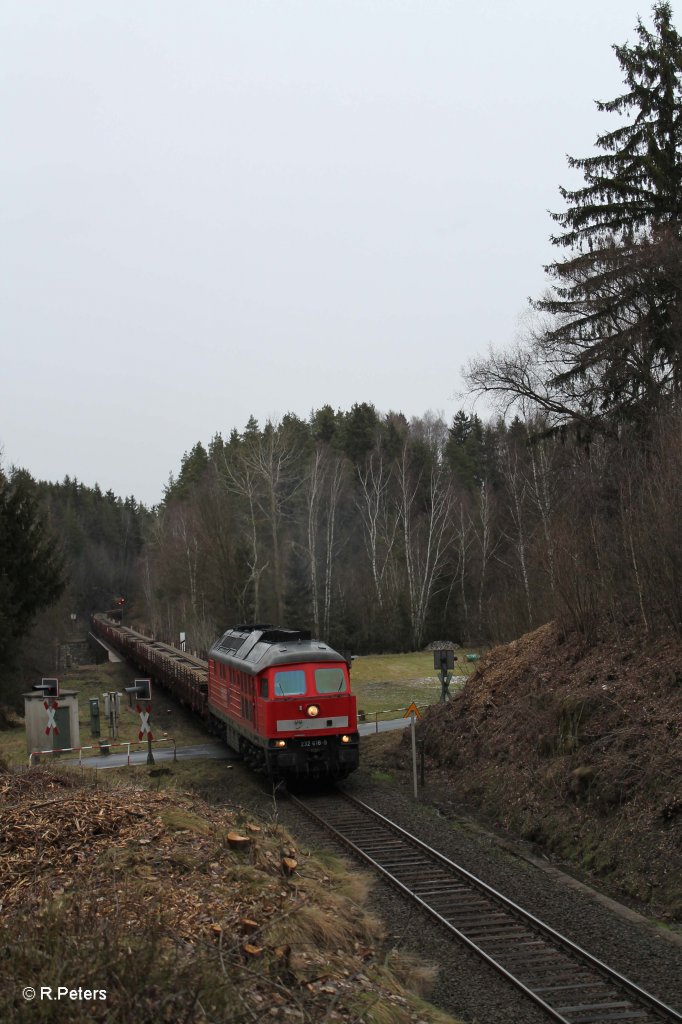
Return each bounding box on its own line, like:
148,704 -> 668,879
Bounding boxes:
349,648 -> 481,717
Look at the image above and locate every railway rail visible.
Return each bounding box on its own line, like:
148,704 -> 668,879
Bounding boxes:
289,790 -> 682,1024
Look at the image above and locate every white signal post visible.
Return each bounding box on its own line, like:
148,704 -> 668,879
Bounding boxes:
403,702 -> 422,800
105,692 -> 120,739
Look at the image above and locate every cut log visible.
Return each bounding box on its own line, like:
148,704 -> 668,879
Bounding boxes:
281,856 -> 298,875
227,831 -> 251,849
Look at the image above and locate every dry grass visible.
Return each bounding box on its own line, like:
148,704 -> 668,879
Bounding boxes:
0,764 -> 462,1023
418,622 -> 682,920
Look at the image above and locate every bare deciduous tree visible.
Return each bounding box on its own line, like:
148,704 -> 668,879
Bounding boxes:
397,441 -> 454,649
356,449 -> 399,609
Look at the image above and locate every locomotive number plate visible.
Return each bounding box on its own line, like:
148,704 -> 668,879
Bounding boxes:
299,739 -> 328,748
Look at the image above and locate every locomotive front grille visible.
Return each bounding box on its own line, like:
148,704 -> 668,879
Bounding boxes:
276,716 -> 349,732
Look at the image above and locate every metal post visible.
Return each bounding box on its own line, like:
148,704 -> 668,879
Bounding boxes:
375,712 -> 379,735
147,734 -> 155,766
107,691 -> 119,739
411,712 -> 418,799
419,739 -> 425,787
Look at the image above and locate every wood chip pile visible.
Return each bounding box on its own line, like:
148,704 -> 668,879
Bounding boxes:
0,766 -> 452,1023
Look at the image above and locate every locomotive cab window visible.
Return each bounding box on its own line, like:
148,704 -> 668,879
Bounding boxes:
259,677 -> 268,699
315,667 -> 347,694
274,670 -> 306,696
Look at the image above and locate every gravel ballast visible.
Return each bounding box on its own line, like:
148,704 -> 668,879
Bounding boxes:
272,754 -> 682,1024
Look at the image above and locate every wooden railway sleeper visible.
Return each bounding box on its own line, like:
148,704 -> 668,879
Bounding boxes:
491,948 -> 576,963
557,1013 -> 651,1023
555,1003 -> 635,1015
410,881 -> 470,891
534,985 -> 617,995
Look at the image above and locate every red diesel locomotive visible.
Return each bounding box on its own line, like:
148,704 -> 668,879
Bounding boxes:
91,615 -> 359,780
207,625 -> 359,779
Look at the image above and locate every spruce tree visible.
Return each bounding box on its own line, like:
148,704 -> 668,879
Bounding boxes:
445,412 -> 488,490
537,3 -> 682,426
0,469 -> 65,687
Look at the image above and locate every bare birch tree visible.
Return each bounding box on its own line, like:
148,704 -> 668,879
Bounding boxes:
475,481 -> 494,636
500,442 -> 533,629
221,451 -> 268,620
304,447 -> 345,636
356,449 -> 399,609
397,441 -> 454,649
526,438 -> 557,598
173,505 -> 200,616
322,454 -> 344,638
305,448 -> 324,633
238,421 -> 303,622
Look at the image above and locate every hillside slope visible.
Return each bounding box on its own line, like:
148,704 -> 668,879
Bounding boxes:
418,622 -> 682,919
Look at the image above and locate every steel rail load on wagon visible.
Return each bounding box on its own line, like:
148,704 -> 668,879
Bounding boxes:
91,614 -> 359,780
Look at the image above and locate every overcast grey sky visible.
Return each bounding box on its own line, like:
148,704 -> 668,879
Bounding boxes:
0,1 -> 666,505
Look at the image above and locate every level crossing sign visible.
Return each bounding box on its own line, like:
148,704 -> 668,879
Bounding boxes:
44,699 -> 59,735
137,703 -> 153,741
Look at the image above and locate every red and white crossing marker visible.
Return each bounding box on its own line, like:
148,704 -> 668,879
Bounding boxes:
137,703 -> 153,742
44,700 -> 59,736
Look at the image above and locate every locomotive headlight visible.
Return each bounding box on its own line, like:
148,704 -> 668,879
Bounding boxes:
307,704 -> 320,718
275,740 -> 286,748
341,735 -> 350,744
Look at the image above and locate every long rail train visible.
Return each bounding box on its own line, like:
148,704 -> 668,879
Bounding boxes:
91,614 -> 359,780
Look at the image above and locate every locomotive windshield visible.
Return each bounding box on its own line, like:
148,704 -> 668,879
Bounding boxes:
274,669 -> 306,696
314,667 -> 346,694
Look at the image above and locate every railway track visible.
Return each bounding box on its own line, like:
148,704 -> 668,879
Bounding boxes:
289,790 -> 682,1024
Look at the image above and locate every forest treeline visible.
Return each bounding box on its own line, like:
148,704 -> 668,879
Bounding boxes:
136,405 -> 585,652
4,3 -> 682,682
136,398 -> 682,652
27,395 -> 682,659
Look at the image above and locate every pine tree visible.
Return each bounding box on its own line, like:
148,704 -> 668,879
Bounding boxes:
445,411 -> 486,490
537,3 -> 682,426
338,403 -> 379,466
172,442 -> 209,499
0,469 -> 65,683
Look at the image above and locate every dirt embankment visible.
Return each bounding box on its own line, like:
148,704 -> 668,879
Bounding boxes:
415,622 -> 682,918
